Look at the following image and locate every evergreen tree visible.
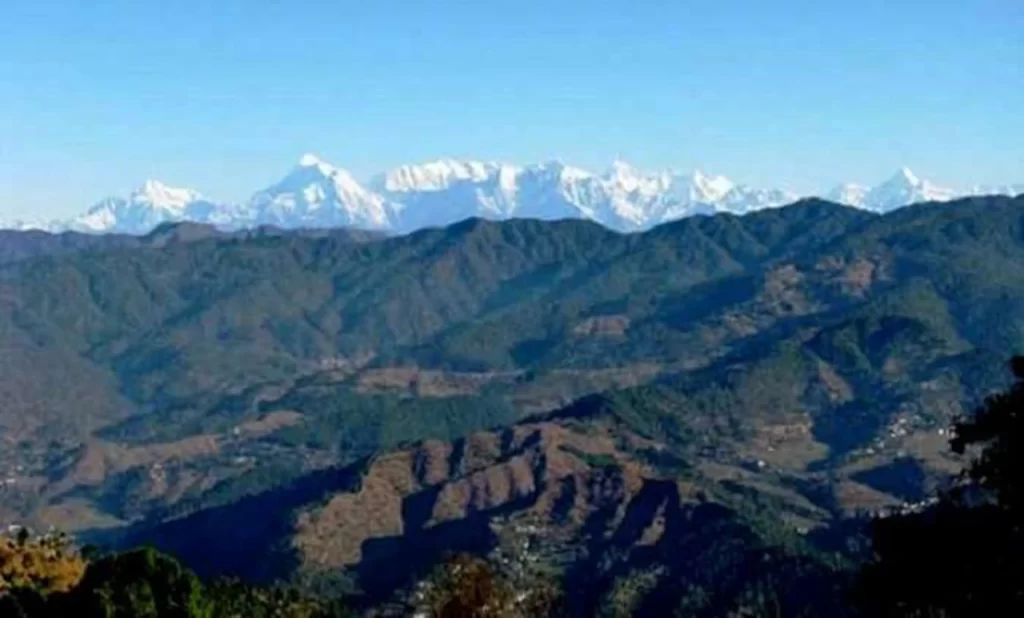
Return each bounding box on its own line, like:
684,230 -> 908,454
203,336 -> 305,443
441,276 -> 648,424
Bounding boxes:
55,547 -> 212,618
856,356 -> 1024,616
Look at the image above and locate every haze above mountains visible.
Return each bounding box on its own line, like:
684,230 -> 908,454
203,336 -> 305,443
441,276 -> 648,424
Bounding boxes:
3,155 -> 1020,235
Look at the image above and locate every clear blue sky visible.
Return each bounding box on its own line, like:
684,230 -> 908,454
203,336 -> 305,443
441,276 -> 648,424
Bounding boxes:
0,0 -> 1021,219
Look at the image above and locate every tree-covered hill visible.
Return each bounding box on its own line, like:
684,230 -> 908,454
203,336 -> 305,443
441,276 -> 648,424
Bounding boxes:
1,195 -> 1022,572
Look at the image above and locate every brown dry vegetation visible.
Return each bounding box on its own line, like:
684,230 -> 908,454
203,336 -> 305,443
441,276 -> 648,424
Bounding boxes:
0,533 -> 85,594
356,368 -> 522,397
294,421 -> 693,576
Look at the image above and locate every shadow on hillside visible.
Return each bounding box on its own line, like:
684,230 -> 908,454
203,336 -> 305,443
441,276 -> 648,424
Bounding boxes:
82,461 -> 367,584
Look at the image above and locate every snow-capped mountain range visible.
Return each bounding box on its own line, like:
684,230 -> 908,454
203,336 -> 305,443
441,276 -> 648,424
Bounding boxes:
3,156 -> 1021,234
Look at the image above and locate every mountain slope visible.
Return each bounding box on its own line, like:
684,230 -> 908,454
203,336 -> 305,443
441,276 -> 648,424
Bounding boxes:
2,196 -> 1023,535
0,222 -> 383,265
242,154 -> 396,230
823,169 -> 960,211
65,180 -> 227,234
0,229 -> 140,265
105,412 -> 855,615
859,168 -> 958,212
4,196 -> 1024,611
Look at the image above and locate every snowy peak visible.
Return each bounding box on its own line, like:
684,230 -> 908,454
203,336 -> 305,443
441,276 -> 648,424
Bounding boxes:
297,152 -> 328,168
826,183 -> 870,207
892,166 -> 919,186
718,185 -> 797,215
677,169 -> 737,204
130,179 -> 202,211
0,217 -> 48,232
67,179 -> 207,233
379,159 -> 508,193
287,153 -> 359,186
824,169 -> 956,212
604,160 -> 647,190
524,160 -> 593,183
8,158 -> 1021,236
690,170 -> 735,200
971,182 -> 1024,197
247,154 -> 392,229
267,155 -> 371,201
285,153 -> 369,195
860,167 -> 957,212
295,152 -> 352,180
602,160 -> 674,198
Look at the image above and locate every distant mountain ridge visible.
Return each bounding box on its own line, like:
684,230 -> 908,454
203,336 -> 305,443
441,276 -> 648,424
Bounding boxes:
0,221 -> 382,265
3,156 -> 1021,234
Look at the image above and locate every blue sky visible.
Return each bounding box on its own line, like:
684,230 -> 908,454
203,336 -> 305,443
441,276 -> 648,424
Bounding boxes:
0,0 -> 1021,219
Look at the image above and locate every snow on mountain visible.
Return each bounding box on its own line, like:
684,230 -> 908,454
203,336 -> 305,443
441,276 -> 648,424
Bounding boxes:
972,183 -> 1024,197
719,185 -> 797,214
859,168 -> 958,213
66,179 -> 214,234
0,218 -> 49,232
824,169 -> 961,212
673,169 -> 736,205
4,160 -> 1019,235
242,154 -> 395,229
373,160 -> 526,230
825,183 -> 870,208
376,159 -> 505,193
654,171 -> 795,222
594,161 -> 671,226
369,159 -> 791,232
509,161 -> 603,223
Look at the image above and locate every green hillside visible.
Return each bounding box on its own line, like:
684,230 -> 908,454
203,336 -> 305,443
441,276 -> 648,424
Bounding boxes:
1,196 -> 1023,612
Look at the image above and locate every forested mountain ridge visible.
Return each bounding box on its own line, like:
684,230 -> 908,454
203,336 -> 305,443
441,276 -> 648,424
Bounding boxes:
110,409 -> 858,614
1,195 -> 1023,610
0,222 -> 382,265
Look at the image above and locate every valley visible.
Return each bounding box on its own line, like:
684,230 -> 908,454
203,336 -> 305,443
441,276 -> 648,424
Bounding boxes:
1,194 -> 1023,610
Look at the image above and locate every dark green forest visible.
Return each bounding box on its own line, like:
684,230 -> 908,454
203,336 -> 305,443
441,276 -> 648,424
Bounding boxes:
3,196 -> 1024,615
